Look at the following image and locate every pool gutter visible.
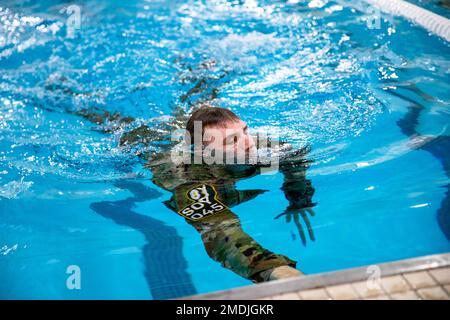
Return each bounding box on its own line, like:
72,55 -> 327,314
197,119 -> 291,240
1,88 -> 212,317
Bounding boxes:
179,252 -> 450,300
364,0 -> 450,42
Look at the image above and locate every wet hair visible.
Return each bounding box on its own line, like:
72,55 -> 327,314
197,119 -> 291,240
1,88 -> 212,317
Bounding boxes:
185,106 -> 241,145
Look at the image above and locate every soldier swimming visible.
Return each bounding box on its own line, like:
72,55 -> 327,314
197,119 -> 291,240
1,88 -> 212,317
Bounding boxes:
83,104 -> 316,283
43,61 -> 316,284
145,106 -> 316,282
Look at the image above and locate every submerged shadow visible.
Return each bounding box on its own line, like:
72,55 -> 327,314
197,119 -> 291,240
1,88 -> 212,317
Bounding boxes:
90,180 -> 197,299
389,87 -> 450,241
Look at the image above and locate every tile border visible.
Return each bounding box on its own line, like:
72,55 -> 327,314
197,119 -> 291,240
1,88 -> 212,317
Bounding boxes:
179,252 -> 450,300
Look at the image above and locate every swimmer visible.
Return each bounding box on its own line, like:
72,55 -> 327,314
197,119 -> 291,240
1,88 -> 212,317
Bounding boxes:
129,106 -> 316,282
44,61 -> 317,283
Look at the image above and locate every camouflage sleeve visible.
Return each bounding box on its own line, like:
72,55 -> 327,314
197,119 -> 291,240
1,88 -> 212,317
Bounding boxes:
279,147 -> 316,210
76,108 -> 135,131
167,182 -> 297,282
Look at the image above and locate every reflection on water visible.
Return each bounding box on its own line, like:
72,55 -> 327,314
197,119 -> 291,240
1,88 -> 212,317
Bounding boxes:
389,84 -> 450,241
90,181 -> 197,299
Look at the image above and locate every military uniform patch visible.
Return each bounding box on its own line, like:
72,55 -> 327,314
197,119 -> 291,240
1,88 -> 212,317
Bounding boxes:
178,184 -> 228,221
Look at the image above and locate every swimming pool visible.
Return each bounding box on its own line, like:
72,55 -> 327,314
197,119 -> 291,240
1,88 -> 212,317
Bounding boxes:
0,0 -> 449,299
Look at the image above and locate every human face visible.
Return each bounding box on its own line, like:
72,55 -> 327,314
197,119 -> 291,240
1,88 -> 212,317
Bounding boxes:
202,120 -> 256,161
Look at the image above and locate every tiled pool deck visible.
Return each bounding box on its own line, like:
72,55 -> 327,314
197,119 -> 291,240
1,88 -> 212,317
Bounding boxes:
181,253 -> 450,300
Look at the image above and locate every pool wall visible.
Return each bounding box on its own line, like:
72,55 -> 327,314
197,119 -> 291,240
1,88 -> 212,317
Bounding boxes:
180,252 -> 450,300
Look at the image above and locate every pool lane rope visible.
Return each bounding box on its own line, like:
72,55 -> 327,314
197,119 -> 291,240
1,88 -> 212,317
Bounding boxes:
365,0 -> 450,42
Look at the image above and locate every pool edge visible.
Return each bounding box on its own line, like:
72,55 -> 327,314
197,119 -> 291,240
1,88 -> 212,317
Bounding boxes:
178,252 -> 450,300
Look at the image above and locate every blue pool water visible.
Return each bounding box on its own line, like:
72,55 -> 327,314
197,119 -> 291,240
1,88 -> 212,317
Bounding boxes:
0,0 -> 449,299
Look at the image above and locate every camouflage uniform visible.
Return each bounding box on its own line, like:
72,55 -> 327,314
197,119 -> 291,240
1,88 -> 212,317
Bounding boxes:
61,62 -> 315,282
145,149 -> 314,282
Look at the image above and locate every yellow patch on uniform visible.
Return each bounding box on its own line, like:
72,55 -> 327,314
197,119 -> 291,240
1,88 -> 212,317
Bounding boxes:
178,184 -> 228,221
